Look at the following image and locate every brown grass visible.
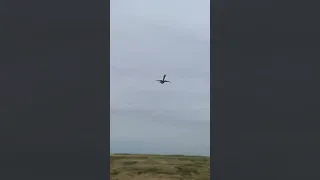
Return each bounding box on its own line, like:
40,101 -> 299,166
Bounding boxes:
110,154 -> 210,180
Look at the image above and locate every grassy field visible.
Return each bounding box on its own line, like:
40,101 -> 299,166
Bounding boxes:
110,154 -> 210,180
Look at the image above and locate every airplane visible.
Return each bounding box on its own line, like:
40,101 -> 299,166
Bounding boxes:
156,74 -> 171,84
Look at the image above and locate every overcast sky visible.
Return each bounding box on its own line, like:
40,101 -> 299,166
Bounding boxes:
110,0 -> 210,156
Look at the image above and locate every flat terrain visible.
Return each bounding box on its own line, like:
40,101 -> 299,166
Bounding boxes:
110,154 -> 210,180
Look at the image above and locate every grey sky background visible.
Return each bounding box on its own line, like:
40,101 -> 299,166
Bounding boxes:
110,0 -> 210,156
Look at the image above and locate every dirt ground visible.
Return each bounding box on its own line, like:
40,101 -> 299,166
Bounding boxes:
110,154 -> 210,180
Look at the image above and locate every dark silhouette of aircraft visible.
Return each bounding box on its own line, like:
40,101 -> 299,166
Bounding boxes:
156,74 -> 171,84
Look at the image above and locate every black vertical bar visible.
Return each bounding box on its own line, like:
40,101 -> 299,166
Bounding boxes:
0,0 -> 110,179
213,0 -> 320,179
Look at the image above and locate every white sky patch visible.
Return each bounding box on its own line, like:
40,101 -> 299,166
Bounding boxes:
110,0 -> 210,155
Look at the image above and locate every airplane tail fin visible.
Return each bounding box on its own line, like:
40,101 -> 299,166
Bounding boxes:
163,74 -> 166,81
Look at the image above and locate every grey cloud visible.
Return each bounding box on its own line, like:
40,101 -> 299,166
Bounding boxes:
111,0 -> 210,155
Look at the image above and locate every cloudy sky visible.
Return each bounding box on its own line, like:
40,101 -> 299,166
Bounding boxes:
110,0 -> 210,156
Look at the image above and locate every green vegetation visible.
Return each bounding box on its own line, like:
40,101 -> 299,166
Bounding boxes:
110,154 -> 210,180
